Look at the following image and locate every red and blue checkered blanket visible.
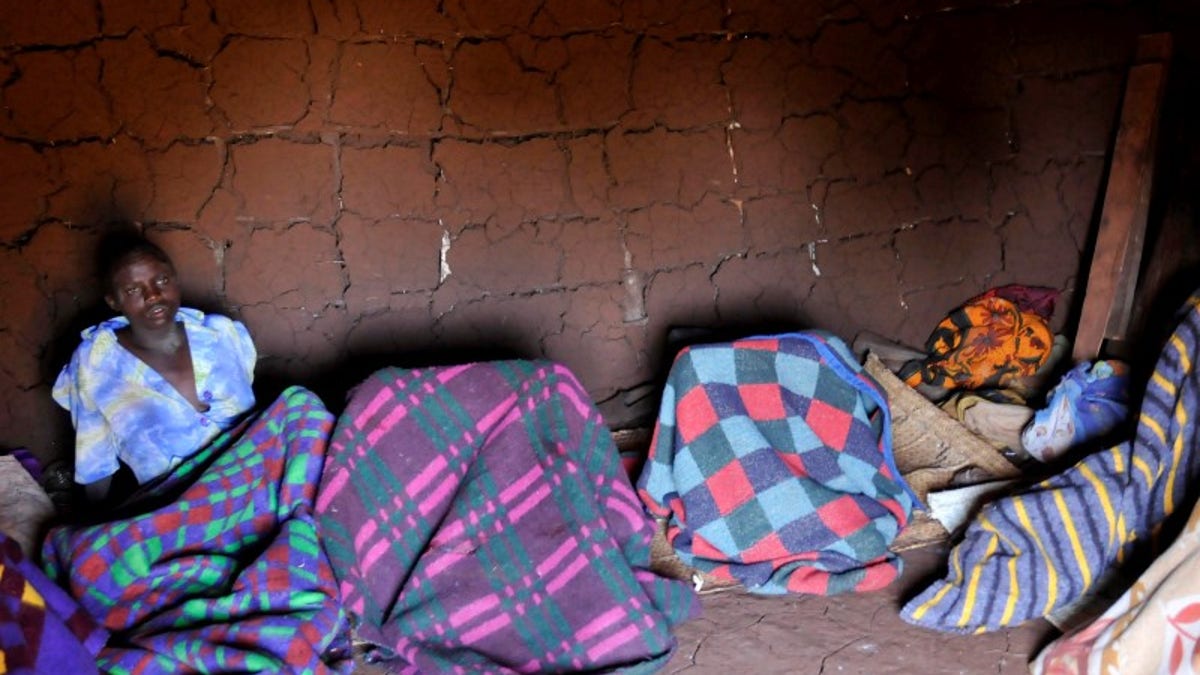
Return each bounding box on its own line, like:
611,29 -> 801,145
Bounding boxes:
41,387 -> 349,674
638,332 -> 916,595
315,361 -> 700,673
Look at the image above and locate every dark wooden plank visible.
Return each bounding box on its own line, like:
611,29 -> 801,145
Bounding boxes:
1072,33 -> 1172,362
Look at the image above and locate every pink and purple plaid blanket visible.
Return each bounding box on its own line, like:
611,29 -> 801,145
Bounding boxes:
315,361 -> 699,673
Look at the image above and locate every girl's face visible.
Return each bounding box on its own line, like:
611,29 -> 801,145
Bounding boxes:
105,253 -> 181,332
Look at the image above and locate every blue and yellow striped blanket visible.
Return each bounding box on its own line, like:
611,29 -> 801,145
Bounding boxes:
902,291 -> 1200,632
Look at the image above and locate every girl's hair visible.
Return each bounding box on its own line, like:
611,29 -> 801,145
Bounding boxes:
96,230 -> 174,295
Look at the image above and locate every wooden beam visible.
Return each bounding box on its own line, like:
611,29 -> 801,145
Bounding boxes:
1072,33 -> 1172,362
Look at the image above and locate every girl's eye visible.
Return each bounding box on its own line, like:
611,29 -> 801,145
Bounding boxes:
125,287 -> 143,297
156,275 -> 171,287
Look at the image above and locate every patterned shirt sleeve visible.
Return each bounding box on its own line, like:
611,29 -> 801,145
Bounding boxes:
52,347 -> 121,485
229,317 -> 257,383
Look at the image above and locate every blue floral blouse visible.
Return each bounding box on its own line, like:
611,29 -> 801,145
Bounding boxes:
53,308 -> 257,485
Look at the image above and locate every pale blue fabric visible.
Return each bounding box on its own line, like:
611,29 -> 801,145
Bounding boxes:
53,308 -> 256,485
1021,360 -> 1130,462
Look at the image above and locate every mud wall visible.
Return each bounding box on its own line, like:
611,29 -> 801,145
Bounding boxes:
0,0 -> 1177,463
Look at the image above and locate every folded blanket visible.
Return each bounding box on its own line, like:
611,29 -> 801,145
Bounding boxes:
637,331 -> 915,595
902,291 -> 1200,633
0,532 -> 105,674
42,387 -> 349,674
315,361 -> 699,673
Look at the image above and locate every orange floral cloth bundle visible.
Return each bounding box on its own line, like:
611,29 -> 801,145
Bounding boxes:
899,285 -> 1058,401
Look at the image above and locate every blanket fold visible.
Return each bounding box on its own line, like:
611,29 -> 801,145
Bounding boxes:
42,386 -> 348,674
316,360 -> 699,674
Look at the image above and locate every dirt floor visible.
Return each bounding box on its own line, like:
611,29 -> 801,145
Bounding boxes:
663,544 -> 1056,675
349,540 -> 1056,675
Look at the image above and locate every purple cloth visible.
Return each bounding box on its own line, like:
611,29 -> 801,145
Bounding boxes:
1,448 -> 42,483
0,533 -> 106,674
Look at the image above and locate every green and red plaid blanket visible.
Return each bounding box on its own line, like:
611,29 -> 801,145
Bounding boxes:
41,387 -> 349,674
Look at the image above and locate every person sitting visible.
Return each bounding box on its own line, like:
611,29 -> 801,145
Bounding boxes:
52,232 -> 257,504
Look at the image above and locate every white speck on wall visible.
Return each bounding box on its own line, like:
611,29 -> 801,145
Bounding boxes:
439,226 -> 451,283
620,246 -> 646,323
622,267 -> 646,322
725,120 -> 741,183
808,241 -> 821,277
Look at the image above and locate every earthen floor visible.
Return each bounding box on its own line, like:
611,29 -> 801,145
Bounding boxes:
352,538 -> 1056,674
664,544 -> 1055,674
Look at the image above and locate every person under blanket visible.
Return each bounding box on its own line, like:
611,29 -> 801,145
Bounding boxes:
314,360 -> 700,672
637,331 -> 918,595
52,232 -> 256,504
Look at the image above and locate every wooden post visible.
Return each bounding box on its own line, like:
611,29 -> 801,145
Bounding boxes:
1071,33 -> 1172,362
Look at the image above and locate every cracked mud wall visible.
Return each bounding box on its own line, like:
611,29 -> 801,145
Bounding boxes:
0,0 -> 1187,463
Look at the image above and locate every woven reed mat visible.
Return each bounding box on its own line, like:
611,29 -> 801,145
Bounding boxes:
863,353 -> 1024,551
649,518 -> 742,594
